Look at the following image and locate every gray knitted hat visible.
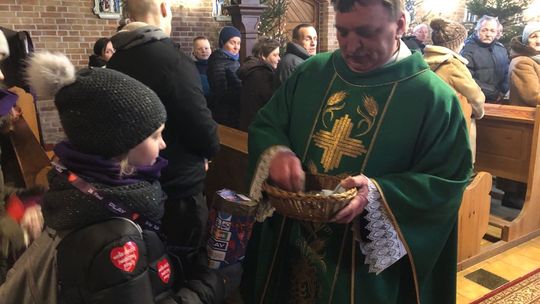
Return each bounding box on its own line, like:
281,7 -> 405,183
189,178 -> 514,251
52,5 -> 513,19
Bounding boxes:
523,22 -> 540,45
26,52 -> 166,158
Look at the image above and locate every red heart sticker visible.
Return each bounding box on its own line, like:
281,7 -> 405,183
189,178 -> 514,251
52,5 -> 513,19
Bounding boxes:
157,258 -> 171,284
110,241 -> 139,273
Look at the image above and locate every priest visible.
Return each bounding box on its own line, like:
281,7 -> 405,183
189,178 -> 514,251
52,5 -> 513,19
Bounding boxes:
241,0 -> 472,303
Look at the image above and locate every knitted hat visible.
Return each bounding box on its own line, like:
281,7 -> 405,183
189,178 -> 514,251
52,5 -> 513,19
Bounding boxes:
523,22 -> 540,45
93,37 -> 110,56
218,26 -> 241,48
430,18 -> 467,51
0,31 -> 9,60
26,52 -> 166,158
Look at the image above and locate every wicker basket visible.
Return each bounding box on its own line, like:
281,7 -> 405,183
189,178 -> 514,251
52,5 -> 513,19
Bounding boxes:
262,173 -> 357,222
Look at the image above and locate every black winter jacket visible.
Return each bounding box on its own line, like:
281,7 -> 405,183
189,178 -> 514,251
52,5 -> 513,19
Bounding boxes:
108,24 -> 220,199
275,42 -> 310,86
461,35 -> 510,102
402,36 -> 425,54
237,56 -> 276,131
207,49 -> 242,128
43,167 -> 224,304
57,218 -> 225,304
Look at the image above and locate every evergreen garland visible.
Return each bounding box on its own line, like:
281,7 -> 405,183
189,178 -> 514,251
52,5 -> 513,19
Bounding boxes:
466,0 -> 530,45
258,0 -> 289,46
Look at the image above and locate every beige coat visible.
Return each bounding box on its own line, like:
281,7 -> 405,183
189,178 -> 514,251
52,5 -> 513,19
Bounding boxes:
424,45 -> 486,162
509,37 -> 540,107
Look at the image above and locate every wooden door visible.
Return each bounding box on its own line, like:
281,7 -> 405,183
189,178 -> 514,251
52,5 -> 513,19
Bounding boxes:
285,0 -> 320,40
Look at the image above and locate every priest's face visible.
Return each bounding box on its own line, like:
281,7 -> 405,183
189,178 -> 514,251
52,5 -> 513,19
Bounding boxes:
335,2 -> 405,73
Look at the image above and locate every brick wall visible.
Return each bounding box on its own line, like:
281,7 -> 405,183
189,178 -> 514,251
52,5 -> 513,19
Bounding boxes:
318,0 -> 338,52
0,0 -> 229,146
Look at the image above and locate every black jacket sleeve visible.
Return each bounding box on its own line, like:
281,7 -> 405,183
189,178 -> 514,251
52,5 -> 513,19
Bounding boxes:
161,51 -> 220,159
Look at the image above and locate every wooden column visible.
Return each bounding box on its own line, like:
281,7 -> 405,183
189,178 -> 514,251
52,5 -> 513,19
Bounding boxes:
225,1 -> 266,61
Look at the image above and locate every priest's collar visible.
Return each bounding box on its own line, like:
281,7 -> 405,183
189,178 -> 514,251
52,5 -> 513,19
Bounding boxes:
383,40 -> 412,67
332,45 -> 429,86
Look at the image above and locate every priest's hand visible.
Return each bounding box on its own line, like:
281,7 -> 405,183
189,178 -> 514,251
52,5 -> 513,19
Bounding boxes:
268,151 -> 305,192
332,175 -> 369,223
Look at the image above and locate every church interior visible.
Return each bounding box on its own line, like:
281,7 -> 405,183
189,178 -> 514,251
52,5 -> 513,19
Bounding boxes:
1,0 -> 540,303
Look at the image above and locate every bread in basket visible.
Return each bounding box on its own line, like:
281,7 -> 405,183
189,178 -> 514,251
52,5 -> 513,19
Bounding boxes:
262,173 -> 357,222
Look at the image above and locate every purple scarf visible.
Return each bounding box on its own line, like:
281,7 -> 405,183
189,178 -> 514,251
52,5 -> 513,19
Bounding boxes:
0,89 -> 18,116
54,141 -> 168,186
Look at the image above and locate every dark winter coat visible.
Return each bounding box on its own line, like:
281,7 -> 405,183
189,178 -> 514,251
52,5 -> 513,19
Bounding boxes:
43,168 -> 224,304
275,42 -> 310,86
461,35 -> 510,102
193,56 -> 211,99
207,48 -> 242,128
88,55 -> 107,68
108,23 -> 220,199
237,56 -> 276,131
402,35 -> 425,54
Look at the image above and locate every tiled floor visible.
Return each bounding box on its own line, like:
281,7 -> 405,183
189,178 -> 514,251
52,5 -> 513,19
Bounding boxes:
457,235 -> 540,303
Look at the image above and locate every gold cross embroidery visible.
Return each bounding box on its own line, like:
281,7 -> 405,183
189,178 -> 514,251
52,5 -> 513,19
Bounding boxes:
313,114 -> 366,172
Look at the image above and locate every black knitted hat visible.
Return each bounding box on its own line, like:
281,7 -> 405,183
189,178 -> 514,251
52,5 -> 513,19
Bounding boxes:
27,52 -> 166,158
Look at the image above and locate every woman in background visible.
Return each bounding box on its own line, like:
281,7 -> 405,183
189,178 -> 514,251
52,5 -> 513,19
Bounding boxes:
509,22 -> 540,107
88,37 -> 115,68
237,38 -> 280,131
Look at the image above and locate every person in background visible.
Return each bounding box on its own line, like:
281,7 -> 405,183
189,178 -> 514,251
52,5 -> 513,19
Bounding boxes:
461,15 -> 509,103
0,30 -> 44,284
108,0 -> 220,264
424,18 -> 485,163
192,36 -> 212,100
509,22 -> 540,107
498,23 -> 540,209
207,26 -> 242,128
88,37 -> 115,68
237,37 -> 280,131
496,23 -> 503,41
241,0 -> 471,302
413,23 -> 429,44
402,23 -> 428,53
275,23 -> 317,85
24,51 -> 224,303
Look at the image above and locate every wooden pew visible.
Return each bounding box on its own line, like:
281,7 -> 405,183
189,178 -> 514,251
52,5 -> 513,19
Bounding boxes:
1,87 -> 51,189
8,117 -> 50,188
205,125 -> 249,206
457,171 -> 492,262
475,104 -> 540,242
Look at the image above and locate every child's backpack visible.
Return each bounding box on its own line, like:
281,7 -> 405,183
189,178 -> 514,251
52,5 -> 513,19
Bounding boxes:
0,227 -> 61,304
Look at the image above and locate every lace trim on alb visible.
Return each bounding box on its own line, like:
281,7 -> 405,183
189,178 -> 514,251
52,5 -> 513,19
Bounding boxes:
249,145 -> 292,222
354,179 -> 407,274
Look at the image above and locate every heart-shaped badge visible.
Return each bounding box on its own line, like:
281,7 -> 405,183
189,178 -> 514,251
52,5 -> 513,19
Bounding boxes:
110,241 -> 139,273
157,258 -> 171,284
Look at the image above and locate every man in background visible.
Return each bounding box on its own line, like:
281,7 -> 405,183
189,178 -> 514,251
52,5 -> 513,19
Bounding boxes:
461,15 -> 509,102
108,0 -> 220,266
275,23 -> 317,85
192,36 -> 212,100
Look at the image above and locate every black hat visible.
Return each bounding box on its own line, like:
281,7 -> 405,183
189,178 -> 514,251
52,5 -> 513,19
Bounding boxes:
218,26 -> 241,48
26,52 -> 166,158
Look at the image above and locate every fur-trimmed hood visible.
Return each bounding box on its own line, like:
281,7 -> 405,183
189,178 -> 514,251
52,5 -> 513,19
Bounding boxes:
424,45 -> 469,67
510,36 -> 540,59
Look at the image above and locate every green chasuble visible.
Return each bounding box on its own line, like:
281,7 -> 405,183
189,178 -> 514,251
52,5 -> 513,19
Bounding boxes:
243,51 -> 472,304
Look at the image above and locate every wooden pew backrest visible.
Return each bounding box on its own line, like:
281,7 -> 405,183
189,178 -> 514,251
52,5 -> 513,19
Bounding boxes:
205,125 -> 249,207
476,104 -> 536,183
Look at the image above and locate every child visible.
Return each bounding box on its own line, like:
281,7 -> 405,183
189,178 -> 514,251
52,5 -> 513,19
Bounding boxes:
24,52 -> 224,303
